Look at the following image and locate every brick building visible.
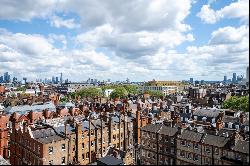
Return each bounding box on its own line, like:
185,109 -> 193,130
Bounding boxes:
9,110 -> 136,165
0,115 -> 9,159
140,124 -> 178,165
139,123 -> 249,165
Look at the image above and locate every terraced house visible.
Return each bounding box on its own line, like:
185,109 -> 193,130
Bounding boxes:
139,124 -> 178,165
140,123 -> 249,165
9,111 -> 135,165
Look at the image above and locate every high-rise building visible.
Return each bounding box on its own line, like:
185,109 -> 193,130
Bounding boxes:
56,77 -> 59,84
190,78 -> 193,84
223,76 -> 227,82
194,80 -> 199,85
0,76 -> 3,83
3,72 -> 10,83
60,73 -> 63,84
12,77 -> 17,83
52,76 -> 55,84
232,73 -> 237,83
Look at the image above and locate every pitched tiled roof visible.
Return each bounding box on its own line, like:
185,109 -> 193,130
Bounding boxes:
178,130 -> 204,142
202,134 -> 230,147
158,125 -> 178,136
32,127 -> 66,144
141,124 -> 162,133
232,140 -> 249,154
193,108 -> 223,118
223,116 -> 239,124
4,102 -> 56,115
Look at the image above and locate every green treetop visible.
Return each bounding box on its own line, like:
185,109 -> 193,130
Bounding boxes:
222,96 -> 249,112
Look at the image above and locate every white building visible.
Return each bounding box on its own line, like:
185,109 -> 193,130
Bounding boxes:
138,85 -> 178,96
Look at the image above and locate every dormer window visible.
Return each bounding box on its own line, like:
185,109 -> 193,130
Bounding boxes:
202,117 -> 207,122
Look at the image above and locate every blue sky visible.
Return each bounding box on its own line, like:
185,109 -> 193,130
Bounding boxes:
0,0 -> 249,82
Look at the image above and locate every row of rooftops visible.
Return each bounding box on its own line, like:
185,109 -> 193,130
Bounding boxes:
18,111 -> 134,144
141,123 -> 249,154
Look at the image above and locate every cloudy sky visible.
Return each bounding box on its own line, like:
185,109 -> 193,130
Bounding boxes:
0,0 -> 249,82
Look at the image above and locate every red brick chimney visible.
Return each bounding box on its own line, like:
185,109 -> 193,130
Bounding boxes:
216,120 -> 223,130
28,111 -> 35,124
239,113 -> 245,124
43,109 -> 50,119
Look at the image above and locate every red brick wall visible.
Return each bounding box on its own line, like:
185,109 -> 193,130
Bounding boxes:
0,115 -> 10,158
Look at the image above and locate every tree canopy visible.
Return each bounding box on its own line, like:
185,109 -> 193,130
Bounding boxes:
144,90 -> 164,98
123,85 -> 138,94
110,87 -> 128,99
76,87 -> 102,98
222,96 -> 249,112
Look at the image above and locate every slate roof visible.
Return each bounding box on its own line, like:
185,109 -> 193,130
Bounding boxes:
158,125 -> 178,136
232,140 -> 249,154
141,124 -> 162,133
202,134 -> 230,147
193,108 -> 223,118
32,127 -> 66,144
217,129 -> 236,138
223,116 -> 239,124
4,102 -> 56,115
178,130 -> 204,142
97,156 -> 123,165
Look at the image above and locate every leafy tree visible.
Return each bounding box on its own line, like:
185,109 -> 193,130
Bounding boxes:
76,87 -> 102,98
222,96 -> 249,112
60,96 -> 69,103
123,85 -> 139,94
144,90 -> 164,98
110,87 -> 128,99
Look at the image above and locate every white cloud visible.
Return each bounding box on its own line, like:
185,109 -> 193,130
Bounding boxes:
197,0 -> 249,24
209,25 -> 249,45
186,25 -> 249,78
76,24 -> 194,59
0,0 -> 59,21
49,15 -> 80,29
0,0 -> 248,81
197,5 -> 220,24
62,0 -> 192,32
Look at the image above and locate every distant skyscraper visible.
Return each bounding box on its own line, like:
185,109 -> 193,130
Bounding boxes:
4,72 -> 10,83
223,76 -> 227,82
60,73 -> 63,84
200,80 -> 205,85
237,75 -> 243,82
0,76 -> 3,83
194,80 -> 199,85
56,77 -> 59,84
190,78 -> 193,84
232,73 -> 237,83
12,77 -> 17,82
52,76 -> 55,84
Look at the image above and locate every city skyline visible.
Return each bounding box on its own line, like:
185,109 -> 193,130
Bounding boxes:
0,0 -> 249,82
